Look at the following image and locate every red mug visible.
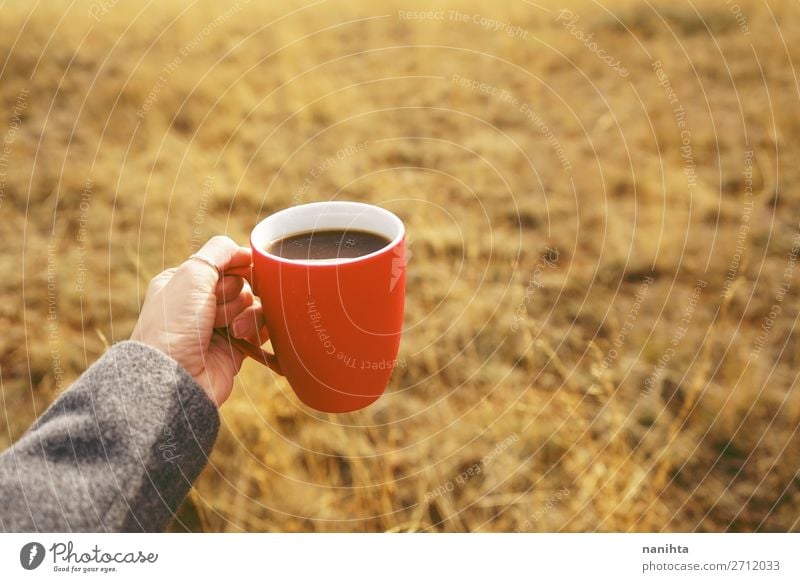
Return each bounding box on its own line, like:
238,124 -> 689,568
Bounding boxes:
223,201 -> 406,413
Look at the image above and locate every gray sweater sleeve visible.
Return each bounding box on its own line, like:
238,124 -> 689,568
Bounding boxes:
0,340 -> 220,532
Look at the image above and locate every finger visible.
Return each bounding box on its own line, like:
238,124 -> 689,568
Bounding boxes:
179,236 -> 252,293
230,302 -> 267,341
249,323 -> 270,346
198,235 -> 252,273
146,267 -> 178,297
213,288 -> 254,328
215,275 -> 245,304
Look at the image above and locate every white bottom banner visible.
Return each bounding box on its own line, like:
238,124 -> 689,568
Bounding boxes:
0,533 -> 797,581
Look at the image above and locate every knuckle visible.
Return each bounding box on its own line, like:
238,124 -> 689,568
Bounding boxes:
208,235 -> 233,248
147,269 -> 171,292
176,262 -> 207,287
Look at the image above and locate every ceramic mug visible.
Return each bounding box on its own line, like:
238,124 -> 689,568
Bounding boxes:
222,201 -> 406,413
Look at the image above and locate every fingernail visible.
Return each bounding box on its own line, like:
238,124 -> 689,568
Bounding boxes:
232,318 -> 249,339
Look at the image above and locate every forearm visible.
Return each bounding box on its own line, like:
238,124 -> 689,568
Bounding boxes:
0,341 -> 219,532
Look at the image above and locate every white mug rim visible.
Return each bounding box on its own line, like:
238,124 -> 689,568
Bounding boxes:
250,201 -> 405,266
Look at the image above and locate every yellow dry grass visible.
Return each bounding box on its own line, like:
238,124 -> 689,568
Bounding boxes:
1,0 -> 799,531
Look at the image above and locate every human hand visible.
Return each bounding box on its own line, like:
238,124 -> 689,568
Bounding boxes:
131,236 -> 268,406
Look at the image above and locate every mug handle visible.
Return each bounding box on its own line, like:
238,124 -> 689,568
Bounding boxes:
213,263 -> 284,376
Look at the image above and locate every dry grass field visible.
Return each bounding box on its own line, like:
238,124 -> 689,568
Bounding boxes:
1,0 -> 799,532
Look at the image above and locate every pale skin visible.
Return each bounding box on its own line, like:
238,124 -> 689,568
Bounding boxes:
131,236 -> 268,407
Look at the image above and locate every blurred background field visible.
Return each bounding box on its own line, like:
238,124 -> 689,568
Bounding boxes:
1,0 -> 799,531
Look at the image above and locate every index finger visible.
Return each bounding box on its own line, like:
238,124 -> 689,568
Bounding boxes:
197,235 -> 252,274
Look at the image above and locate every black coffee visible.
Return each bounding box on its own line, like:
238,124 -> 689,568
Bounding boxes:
268,229 -> 391,260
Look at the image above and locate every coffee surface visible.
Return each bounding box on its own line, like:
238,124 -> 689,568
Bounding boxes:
268,228 -> 390,260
